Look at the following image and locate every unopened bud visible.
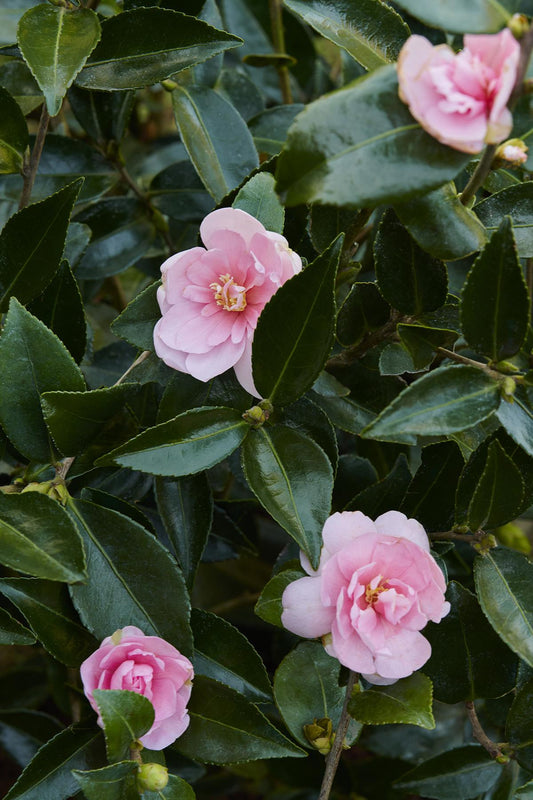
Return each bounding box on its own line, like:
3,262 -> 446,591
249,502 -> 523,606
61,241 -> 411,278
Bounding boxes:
21,480 -> 52,495
493,139 -> 528,170
242,405 -> 268,428
494,359 -> 520,374
500,376 -> 517,402
473,533 -> 498,553
303,717 -> 333,755
137,763 -> 169,793
47,481 -> 70,505
508,13 -> 530,39
495,753 -> 510,764
161,79 -> 178,92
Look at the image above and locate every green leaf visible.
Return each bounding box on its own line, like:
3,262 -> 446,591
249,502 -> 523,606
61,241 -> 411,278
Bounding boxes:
150,161 -> 214,223
174,675 -> 305,764
142,775 -> 195,800
349,673 -> 434,729
155,474 -> 213,589
393,0 -> 511,33
254,567 -> 305,628
73,761 -> 138,800
0,577 -> 97,667
361,366 -> 500,442
398,322 -> 458,371
475,184 -> 533,258
423,582 -> 517,704
311,391 -> 376,435
0,606 -> 35,646
274,641 -> 361,747
99,407 -> 249,478
42,385 -> 132,456
496,388 -> 533,458
68,86 -> 134,145
466,440 -> 524,530
172,84 -> 258,201
507,678 -> 533,771
276,66 -> 470,209
17,4 -> 101,117
252,235 -> 342,405
474,547 -> 533,668
241,425 -> 333,568
111,281 -> 160,352
0,85 -> 28,173
281,396 -> 338,472
191,608 -> 272,702
93,690 -> 154,764
347,454 -> 411,516
0,0 -> 38,47
4,724 -> 102,800
515,780 -> 533,800
461,217 -> 529,362
0,179 -> 83,312
233,172 -> 284,234
336,282 -> 390,348
76,8 -> 242,90
0,710 -> 62,768
68,498 -> 193,656
285,0 -> 409,70
0,492 -> 86,583
395,182 -> 488,262
400,442 -> 464,532
375,209 -> 447,314
0,298 -> 85,462
395,745 -> 503,799
0,60 -> 43,116
248,104 -> 305,156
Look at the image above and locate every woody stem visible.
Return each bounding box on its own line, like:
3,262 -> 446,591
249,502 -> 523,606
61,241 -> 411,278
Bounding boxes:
318,671 -> 358,800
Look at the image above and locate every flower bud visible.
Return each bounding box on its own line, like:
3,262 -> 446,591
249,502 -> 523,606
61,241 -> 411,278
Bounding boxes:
473,533 -> 498,554
500,376 -> 517,402
137,763 -> 169,793
508,13 -> 530,39
303,717 -> 333,755
21,480 -> 52,495
493,139 -> 528,169
242,405 -> 269,428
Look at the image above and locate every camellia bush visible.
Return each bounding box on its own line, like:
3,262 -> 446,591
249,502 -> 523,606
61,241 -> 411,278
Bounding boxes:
1,0 -> 533,799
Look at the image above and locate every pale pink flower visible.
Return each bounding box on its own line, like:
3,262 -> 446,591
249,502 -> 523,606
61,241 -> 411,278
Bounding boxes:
397,29 -> 520,153
281,511 -> 449,684
153,208 -> 302,396
80,626 -> 194,750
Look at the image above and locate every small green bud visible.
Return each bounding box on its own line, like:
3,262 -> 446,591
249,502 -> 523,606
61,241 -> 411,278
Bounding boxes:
508,13 -> 530,39
495,753 -> 510,764
137,763 -> 169,793
21,480 -> 52,495
258,399 -> 274,417
500,376 -> 517,402
242,405 -> 269,428
303,717 -> 333,755
493,359 -> 520,374
161,79 -> 179,92
473,533 -> 498,554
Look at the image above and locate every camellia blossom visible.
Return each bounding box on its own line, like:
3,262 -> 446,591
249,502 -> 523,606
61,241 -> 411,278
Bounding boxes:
281,511 -> 449,684
397,29 -> 520,153
80,626 -> 194,750
153,208 -> 302,396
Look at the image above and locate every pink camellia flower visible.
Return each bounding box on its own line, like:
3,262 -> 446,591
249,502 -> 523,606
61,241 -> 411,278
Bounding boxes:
80,626 -> 194,750
397,29 -> 520,153
281,511 -> 449,684
153,208 -> 302,396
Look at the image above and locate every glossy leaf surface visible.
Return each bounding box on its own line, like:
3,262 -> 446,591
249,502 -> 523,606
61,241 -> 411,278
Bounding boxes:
349,673 -> 434,729
0,85 -> 28,173
93,690 -> 154,763
395,745 -> 502,799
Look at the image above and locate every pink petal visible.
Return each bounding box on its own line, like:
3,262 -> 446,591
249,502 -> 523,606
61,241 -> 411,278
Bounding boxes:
200,208 -> 267,249
281,575 -> 335,638
374,511 -> 430,552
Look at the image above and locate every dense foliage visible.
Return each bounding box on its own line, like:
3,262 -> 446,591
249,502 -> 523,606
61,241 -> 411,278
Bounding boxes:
0,1 -> 533,799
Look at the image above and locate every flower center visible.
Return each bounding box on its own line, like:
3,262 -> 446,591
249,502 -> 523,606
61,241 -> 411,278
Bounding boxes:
210,273 -> 247,312
365,576 -> 388,605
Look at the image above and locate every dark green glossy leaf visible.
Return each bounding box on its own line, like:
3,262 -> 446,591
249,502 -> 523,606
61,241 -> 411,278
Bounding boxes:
216,66 -> 265,121
0,605 -> 35,645
507,678 -> 533,771
285,0 -> 409,69
311,391 -> 376,435
73,761 -> 138,800
0,59 -> 42,116
281,396 -> 338,472
172,84 -> 258,201
395,183 -> 488,261
0,298 -> 85,462
496,388 -> 533,458
395,745 -> 503,799
68,85 -> 135,144
275,641 -> 361,747
80,488 -> 155,535
423,582 -> 517,704
233,172 -> 284,234
336,282 -> 390,348
276,66 -> 470,208
253,236 -> 342,405
0,492 -> 85,583
0,179 -> 82,312
142,775 -> 195,800
461,217 -> 529,362
379,341 -> 416,375
515,780 -> 533,799
361,366 -> 500,442
248,104 -> 305,156
76,8 -> 241,90
191,608 -> 271,702
242,425 -> 333,568
349,673 -> 434,729
466,440 -> 524,530
393,0 -> 513,33
68,498 -> 193,656
254,567 -> 305,628
17,4 -> 101,116
398,323 -> 458,371
0,710 -> 62,768
474,547 -> 533,668
93,690 -> 154,763
99,407 -> 249,478
155,473 -> 213,588
174,675 -> 305,764
111,281 -> 159,352
150,161 -> 214,223
375,209 -> 447,315
42,385 -> 132,456
347,454 -> 411,516
0,85 -> 28,173
475,184 -> 533,258
0,577 -> 97,666
4,724 -> 102,800
400,442 -> 464,532
28,261 -> 86,364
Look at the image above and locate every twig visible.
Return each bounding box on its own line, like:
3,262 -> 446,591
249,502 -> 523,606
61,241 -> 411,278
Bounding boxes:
429,530 -> 483,543
326,312 -> 402,368
465,701 -> 503,759
318,671 -> 358,800
269,0 -> 293,104
19,104 -> 50,209
436,346 -> 502,379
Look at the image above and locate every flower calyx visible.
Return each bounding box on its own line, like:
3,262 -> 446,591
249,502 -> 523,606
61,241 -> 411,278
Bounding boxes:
508,13 -> 530,39
303,717 -> 333,755
137,762 -> 169,792
20,478 -> 69,505
242,399 -> 274,429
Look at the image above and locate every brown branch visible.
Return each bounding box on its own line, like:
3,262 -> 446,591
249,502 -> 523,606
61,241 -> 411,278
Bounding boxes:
19,105 -> 50,209
318,671 -> 358,800
465,701 -> 503,759
327,312 -> 402,369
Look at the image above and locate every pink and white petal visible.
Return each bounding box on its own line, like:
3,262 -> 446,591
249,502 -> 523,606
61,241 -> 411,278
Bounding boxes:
328,621 -> 375,674
163,248 -> 206,303
374,511 -> 430,552
233,340 -> 259,397
373,629 -> 431,680
185,338 -> 246,382
281,576 -> 335,638
153,323 -> 189,372
200,208 -> 267,249
322,511 -> 377,558
140,712 -> 190,750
